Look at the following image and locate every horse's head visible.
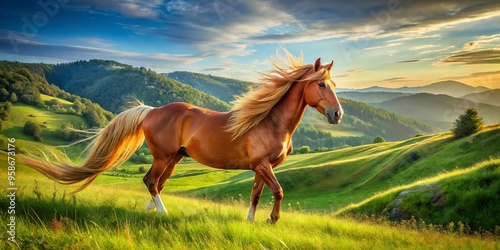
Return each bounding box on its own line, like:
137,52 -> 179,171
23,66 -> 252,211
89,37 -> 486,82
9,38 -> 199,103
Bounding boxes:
303,58 -> 343,124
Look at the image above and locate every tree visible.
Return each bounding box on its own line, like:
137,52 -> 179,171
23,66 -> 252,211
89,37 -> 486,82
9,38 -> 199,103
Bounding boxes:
451,108 -> 484,138
373,136 -> 385,143
9,92 -> 17,102
298,146 -> 310,154
23,121 -> 43,141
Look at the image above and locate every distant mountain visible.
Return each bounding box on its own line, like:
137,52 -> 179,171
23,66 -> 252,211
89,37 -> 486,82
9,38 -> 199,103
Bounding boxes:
345,80 -> 490,98
372,93 -> 500,131
462,89 -> 500,107
338,91 -> 413,103
44,60 -> 230,113
164,71 -> 252,103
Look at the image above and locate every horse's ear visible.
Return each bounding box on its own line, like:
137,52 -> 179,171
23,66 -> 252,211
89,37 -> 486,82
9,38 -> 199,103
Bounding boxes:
326,60 -> 334,71
314,58 -> 321,71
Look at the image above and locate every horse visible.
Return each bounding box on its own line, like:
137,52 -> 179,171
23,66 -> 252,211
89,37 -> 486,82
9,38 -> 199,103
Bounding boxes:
21,49 -> 343,224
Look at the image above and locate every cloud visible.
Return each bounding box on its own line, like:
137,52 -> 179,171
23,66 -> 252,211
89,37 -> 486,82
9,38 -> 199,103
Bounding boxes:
419,45 -> 456,54
363,42 -> 402,50
397,59 -> 421,63
463,33 -> 500,50
77,38 -> 114,48
463,42 -> 477,50
0,37 -> 201,67
68,0 -> 164,19
66,0 -> 500,59
334,69 -> 364,78
202,67 -> 228,72
380,77 -> 416,82
437,49 -> 500,65
410,44 -> 439,51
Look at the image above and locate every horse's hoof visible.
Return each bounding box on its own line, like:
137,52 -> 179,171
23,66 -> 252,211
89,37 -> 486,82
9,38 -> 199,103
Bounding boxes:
145,200 -> 156,211
266,218 -> 277,225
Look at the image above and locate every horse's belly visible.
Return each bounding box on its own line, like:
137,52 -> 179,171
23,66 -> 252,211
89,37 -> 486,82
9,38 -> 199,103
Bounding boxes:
183,143 -> 250,170
192,154 -> 250,170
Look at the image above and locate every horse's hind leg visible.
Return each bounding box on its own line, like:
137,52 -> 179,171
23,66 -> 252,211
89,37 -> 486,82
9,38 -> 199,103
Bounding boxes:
157,153 -> 183,193
143,158 -> 169,213
143,153 -> 183,213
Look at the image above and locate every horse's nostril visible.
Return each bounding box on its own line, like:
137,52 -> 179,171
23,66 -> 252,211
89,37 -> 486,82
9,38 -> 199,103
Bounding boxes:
334,110 -> 340,118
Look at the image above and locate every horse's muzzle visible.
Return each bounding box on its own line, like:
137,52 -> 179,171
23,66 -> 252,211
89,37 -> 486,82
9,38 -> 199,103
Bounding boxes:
326,110 -> 342,124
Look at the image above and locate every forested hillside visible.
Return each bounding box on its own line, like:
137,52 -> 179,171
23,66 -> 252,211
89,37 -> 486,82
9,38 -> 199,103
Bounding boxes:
165,71 -> 252,102
0,61 -> 113,128
45,60 -> 230,113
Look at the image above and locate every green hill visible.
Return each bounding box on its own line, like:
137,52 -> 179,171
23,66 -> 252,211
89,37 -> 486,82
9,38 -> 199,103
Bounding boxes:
164,71 -> 252,103
372,93 -> 500,130
0,61 -> 113,128
2,155 -> 498,249
161,124 -> 500,231
45,60 -> 230,113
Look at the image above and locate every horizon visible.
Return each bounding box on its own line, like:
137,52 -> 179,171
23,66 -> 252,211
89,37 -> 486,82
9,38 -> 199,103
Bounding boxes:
1,1 -> 499,89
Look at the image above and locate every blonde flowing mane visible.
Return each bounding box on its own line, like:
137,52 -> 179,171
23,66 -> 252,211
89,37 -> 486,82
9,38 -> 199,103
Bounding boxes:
227,49 -> 331,139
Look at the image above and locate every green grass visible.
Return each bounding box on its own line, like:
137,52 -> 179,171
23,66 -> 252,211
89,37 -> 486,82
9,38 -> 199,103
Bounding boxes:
168,125 -> 500,213
1,157 -> 498,249
0,102 -> 88,157
3,100 -> 500,248
40,94 -> 73,107
326,129 -> 365,137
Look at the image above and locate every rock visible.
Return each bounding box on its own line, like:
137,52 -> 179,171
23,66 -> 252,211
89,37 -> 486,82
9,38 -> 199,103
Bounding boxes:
382,183 -> 444,221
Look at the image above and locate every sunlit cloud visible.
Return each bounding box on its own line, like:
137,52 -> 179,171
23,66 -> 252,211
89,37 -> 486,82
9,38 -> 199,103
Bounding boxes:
436,49 -> 500,65
410,44 -> 440,51
334,69 -> 364,78
0,38 -> 202,67
363,43 -> 402,50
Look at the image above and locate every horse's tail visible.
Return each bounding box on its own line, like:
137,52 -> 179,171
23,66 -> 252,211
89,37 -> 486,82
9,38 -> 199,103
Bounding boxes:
20,105 -> 154,193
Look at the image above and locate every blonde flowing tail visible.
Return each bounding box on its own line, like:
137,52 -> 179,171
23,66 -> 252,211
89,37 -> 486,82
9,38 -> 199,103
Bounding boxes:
20,105 -> 154,193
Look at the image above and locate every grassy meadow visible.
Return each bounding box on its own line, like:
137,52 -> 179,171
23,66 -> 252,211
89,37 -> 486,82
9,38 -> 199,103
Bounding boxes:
1,155 -> 499,249
1,101 -> 500,249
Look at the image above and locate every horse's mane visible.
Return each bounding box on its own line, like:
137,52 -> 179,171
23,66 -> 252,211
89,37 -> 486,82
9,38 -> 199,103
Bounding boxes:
227,49 -> 331,139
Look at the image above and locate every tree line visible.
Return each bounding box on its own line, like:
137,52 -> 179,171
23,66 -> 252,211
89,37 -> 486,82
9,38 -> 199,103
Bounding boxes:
0,61 -> 114,138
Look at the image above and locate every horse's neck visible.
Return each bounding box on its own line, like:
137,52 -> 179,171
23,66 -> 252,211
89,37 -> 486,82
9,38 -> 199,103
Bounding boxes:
267,81 -> 308,135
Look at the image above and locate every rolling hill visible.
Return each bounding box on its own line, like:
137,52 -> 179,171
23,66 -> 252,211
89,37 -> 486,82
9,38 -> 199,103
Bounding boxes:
340,80 -> 490,98
166,124 -> 500,231
0,61 -> 113,128
164,71 -> 252,103
45,60 -> 230,113
371,93 -> 500,131
2,152 -> 498,249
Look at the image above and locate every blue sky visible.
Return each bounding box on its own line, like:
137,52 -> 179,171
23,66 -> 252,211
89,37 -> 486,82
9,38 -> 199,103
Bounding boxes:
0,0 -> 499,89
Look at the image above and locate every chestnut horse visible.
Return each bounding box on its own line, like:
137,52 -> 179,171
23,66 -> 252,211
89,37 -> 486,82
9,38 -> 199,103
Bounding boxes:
21,50 -> 343,224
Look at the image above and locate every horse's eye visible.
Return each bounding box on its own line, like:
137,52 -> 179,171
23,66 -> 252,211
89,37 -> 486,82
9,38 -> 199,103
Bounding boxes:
318,82 -> 326,88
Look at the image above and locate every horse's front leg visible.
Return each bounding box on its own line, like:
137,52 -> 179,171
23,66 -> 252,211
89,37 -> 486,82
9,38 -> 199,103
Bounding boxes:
247,174 -> 265,221
253,159 -> 283,224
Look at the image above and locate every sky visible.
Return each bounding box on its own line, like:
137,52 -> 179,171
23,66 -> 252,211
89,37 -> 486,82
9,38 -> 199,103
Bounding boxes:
0,0 -> 499,89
